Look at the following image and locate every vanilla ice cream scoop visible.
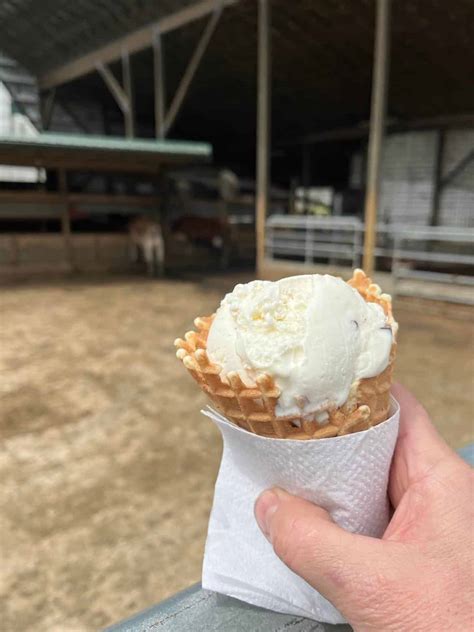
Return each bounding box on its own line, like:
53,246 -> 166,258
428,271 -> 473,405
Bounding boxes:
206,274 -> 396,418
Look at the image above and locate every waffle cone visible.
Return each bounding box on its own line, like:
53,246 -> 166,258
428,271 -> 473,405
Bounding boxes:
175,269 -> 397,440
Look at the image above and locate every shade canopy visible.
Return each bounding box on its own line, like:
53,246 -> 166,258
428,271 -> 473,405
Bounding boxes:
0,133 -> 212,173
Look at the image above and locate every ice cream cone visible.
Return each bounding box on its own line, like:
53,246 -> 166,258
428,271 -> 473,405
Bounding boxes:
175,269 -> 396,440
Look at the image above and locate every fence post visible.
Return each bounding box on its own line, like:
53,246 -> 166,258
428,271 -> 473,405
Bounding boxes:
305,216 -> 313,264
391,229 -> 402,299
58,169 -> 74,270
353,221 -> 362,269
266,222 -> 273,260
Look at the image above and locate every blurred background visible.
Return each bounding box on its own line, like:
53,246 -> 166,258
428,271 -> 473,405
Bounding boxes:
0,0 -> 473,630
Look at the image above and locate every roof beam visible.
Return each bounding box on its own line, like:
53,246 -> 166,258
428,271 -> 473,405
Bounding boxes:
163,4 -> 222,135
38,0 -> 238,90
96,53 -> 136,137
95,61 -> 130,114
39,88 -> 56,131
281,114 -> 474,147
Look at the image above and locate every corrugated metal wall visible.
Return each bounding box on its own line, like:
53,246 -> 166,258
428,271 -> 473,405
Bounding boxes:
380,130 -> 474,227
352,129 -> 474,228
439,130 -> 474,228
380,131 -> 437,226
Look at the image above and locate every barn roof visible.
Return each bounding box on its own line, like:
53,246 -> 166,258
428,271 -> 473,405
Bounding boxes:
0,0 -> 202,78
1,0 -> 473,165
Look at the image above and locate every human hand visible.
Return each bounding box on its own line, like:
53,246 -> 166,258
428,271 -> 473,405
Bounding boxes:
254,383 -> 473,631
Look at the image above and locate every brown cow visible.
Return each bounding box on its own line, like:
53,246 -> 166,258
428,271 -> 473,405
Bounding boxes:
129,215 -> 165,276
172,215 -> 231,269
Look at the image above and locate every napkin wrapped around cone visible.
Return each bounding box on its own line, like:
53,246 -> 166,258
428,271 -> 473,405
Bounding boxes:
202,400 -> 399,624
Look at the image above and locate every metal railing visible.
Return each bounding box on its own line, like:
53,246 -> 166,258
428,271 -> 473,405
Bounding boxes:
266,215 -> 363,267
389,229 -> 474,274
266,215 -> 474,302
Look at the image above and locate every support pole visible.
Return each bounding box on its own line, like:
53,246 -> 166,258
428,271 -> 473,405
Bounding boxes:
362,0 -> 390,276
121,49 -> 134,138
58,169 -> 73,270
153,27 -> 166,138
430,130 -> 445,226
256,0 -> 271,275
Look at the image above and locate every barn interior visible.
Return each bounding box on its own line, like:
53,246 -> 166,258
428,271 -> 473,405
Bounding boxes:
0,0 -> 473,279
2,0 -> 473,171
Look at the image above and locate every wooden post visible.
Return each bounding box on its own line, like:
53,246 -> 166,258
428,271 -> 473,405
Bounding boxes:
122,49 -> 135,138
256,0 -> 271,275
58,169 -> 74,269
362,0 -> 390,276
153,27 -> 166,138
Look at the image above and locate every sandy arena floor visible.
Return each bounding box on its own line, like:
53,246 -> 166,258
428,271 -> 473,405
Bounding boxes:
1,273 -> 473,631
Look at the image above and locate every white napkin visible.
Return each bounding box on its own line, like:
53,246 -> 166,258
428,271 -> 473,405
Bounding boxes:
202,398 -> 400,624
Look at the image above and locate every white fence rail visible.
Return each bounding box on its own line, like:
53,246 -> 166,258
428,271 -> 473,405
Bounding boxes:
266,215 -> 474,302
267,216 -> 363,268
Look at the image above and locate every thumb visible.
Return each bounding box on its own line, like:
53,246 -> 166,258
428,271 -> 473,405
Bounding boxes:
255,488 -> 403,616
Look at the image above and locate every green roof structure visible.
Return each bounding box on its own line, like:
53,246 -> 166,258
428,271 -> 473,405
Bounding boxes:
0,132 -> 212,173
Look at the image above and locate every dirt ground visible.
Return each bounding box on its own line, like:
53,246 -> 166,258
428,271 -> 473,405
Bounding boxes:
1,272 -> 473,631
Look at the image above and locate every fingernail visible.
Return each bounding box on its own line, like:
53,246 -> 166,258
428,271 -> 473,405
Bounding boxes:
254,489 -> 280,538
